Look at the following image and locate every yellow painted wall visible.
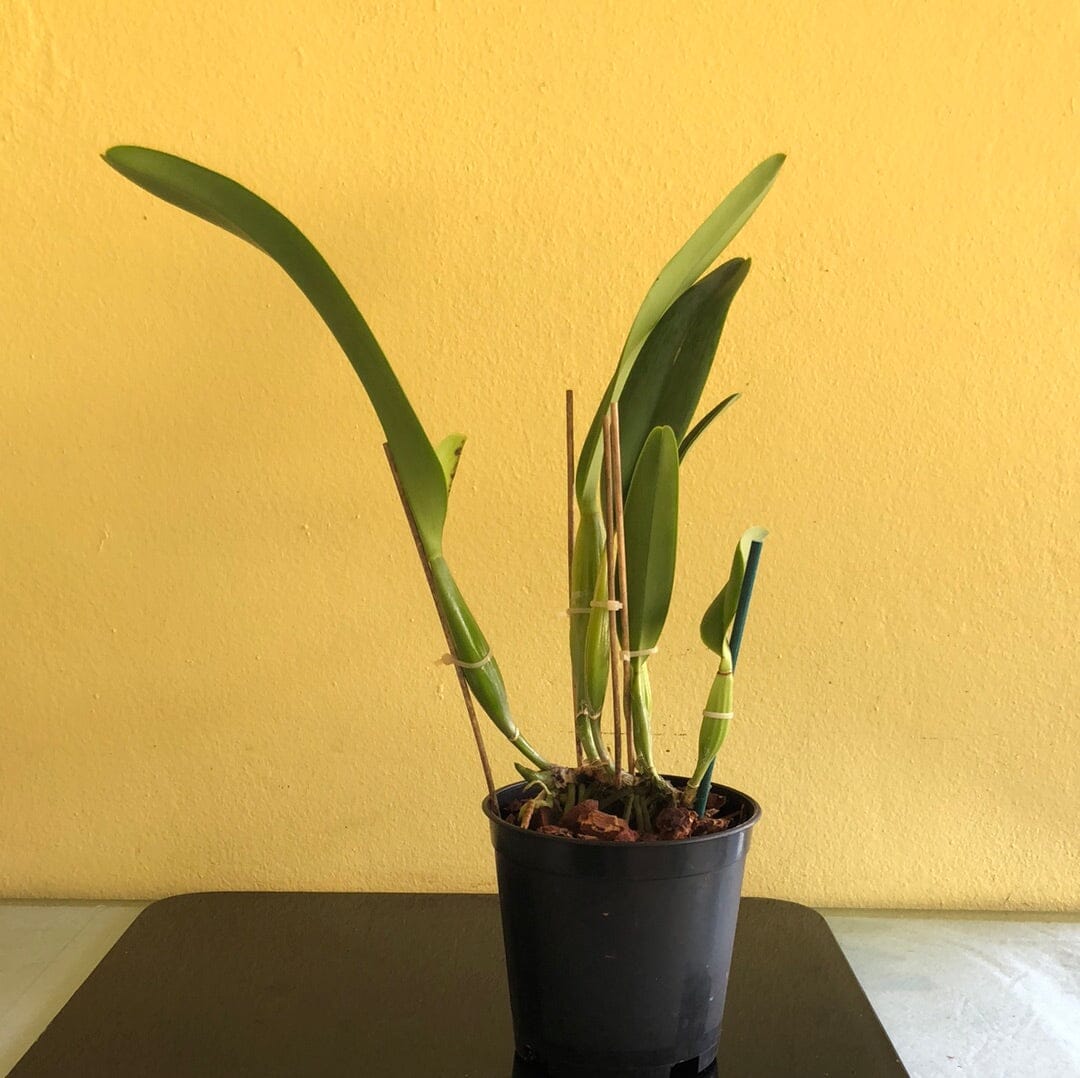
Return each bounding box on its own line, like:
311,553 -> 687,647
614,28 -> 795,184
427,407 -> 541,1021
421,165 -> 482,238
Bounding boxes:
1,1 -> 1076,908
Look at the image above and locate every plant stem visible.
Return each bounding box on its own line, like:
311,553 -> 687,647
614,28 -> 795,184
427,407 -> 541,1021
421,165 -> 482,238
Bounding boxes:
566,389 -> 583,767
609,402 -> 635,776
383,444 -> 496,804
570,509 -> 606,762
590,716 -> 611,764
684,662 -> 732,808
629,660 -> 661,780
601,411 -> 624,783
693,537 -> 764,812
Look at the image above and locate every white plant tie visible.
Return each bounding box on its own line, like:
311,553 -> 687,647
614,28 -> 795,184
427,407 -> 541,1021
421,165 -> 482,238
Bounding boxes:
439,649 -> 493,670
622,646 -> 658,660
566,600 -> 622,615
702,710 -> 735,720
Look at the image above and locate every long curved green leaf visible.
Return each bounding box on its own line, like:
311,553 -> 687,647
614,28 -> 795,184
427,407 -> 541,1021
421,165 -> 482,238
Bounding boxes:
617,259 -> 750,494
575,153 -> 785,507
623,427 -> 680,651
679,392 -> 740,461
700,526 -> 768,654
105,147 -> 554,770
103,146 -> 448,552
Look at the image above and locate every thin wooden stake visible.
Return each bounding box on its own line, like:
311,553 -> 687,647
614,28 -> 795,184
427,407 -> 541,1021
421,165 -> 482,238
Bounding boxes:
382,443 -> 496,804
609,402 -> 635,775
566,390 -> 583,767
601,412 -> 624,783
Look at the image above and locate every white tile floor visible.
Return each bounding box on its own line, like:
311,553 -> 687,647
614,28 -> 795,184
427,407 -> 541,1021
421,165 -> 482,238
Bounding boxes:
824,910 -> 1080,1077
1,902 -> 1077,1076
0,902 -> 144,1076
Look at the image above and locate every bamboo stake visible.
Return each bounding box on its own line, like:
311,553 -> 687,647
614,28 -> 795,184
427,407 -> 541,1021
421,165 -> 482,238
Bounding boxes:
601,412 -> 624,783
382,443 -> 497,804
609,402 -> 635,775
566,390 -> 583,767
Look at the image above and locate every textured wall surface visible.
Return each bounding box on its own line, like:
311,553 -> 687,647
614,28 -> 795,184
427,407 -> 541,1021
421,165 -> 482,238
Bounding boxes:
1,1 -> 1076,907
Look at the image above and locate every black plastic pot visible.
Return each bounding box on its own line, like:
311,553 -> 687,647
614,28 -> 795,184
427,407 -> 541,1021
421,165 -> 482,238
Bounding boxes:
485,777 -> 761,1078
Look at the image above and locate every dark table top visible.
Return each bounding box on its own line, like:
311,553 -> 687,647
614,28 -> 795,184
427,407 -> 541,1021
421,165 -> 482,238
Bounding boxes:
12,894 -> 907,1077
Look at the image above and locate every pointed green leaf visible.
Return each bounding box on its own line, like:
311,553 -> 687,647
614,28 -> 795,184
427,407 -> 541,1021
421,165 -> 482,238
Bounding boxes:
700,526 -> 768,654
103,146 -> 448,552
105,147 -> 555,771
575,153 -> 785,507
435,433 -> 466,493
617,259 -> 750,493
626,156 -> 784,358
623,427 -> 680,651
679,393 -> 740,461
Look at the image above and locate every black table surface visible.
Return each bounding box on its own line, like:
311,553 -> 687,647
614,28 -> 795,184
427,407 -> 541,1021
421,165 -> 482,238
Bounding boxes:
12,894 -> 907,1077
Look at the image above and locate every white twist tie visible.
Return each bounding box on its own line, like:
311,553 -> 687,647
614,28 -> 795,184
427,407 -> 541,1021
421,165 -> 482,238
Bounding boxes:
622,646 -> 658,660
439,649 -> 493,670
590,599 -> 623,611
702,710 -> 734,721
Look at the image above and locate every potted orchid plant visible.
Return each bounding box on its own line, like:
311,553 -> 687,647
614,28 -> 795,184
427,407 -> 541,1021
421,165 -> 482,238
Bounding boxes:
104,145 -> 783,1077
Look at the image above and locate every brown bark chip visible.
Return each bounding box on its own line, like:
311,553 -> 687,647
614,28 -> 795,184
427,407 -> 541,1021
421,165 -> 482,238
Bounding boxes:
654,805 -> 697,842
560,799 -> 598,831
561,800 -> 638,842
508,783 -> 746,841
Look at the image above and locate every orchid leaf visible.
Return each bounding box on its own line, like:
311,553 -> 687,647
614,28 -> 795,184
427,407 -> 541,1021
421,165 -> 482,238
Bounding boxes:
575,153 -> 785,508
104,146 -> 554,770
679,393 -> 740,461
700,526 -> 768,655
103,146 -> 449,553
617,259 -> 750,493
623,426 -> 680,651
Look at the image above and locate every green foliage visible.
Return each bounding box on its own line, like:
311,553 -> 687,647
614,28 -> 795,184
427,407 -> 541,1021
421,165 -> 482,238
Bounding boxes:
616,261 -> 750,495
684,528 -> 769,803
569,508 -> 608,756
679,393 -> 741,461
574,153 -> 785,510
103,147 -> 448,552
623,428 -> 680,653
700,527 -> 769,657
105,145 -> 781,796
103,145 -> 551,771
564,156 -> 782,766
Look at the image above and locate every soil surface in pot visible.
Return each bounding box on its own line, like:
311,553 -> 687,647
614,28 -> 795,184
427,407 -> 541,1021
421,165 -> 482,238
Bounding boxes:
502,769 -> 749,842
